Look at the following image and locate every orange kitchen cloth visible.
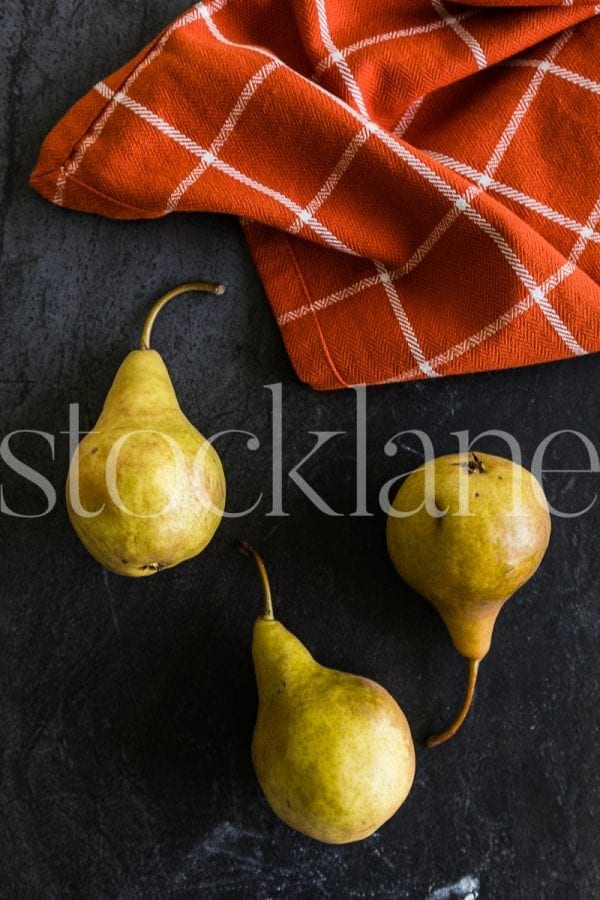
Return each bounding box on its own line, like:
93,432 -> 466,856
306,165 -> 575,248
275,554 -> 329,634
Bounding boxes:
31,1 -> 600,390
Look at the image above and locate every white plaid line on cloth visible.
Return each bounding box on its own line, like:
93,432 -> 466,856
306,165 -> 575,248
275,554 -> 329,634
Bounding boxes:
393,96 -> 425,138
315,0 -> 369,116
278,273 -> 381,325
54,1 -> 207,205
431,0 -> 487,71
278,28 -> 583,360
374,262 -> 438,376
204,0 -> 231,15
380,298 -> 534,385
313,11 -> 478,79
313,1 -> 440,372
505,59 -> 600,94
95,82 -> 113,101
424,151 -> 600,243
99,88 -> 357,255
484,29 -> 572,177
277,202 -> 467,326
82,1 -> 595,372
445,199 -> 586,355
289,125 -> 372,234
542,195 -> 600,296
201,0 -> 478,371
321,26 -> 582,357
382,195 -> 600,383
166,58 -> 282,212
382,26 -> 588,355
201,0 -> 474,213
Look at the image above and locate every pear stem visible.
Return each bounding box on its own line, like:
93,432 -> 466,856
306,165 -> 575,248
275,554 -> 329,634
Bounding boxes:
140,281 -> 225,351
426,658 -> 480,748
239,541 -> 274,620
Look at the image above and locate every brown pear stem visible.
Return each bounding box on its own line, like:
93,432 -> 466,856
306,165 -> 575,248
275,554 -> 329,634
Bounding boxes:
140,281 -> 225,351
240,541 -> 274,620
426,658 -> 480,748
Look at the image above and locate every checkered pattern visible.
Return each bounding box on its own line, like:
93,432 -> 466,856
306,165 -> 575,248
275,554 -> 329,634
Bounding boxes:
30,0 -> 600,390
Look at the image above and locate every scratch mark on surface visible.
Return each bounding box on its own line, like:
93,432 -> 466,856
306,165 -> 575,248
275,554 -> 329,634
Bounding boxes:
427,874 -> 480,900
398,442 -> 425,458
102,568 -> 120,635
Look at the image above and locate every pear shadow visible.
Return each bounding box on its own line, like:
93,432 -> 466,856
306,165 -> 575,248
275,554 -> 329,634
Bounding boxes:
126,629 -> 256,816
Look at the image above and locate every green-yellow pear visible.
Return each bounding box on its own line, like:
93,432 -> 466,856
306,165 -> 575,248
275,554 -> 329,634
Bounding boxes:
386,452 -> 551,746
66,283 -> 226,577
241,542 -> 415,844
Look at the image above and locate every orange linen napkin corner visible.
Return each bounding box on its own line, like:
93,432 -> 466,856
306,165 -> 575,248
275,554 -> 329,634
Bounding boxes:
31,0 -> 600,390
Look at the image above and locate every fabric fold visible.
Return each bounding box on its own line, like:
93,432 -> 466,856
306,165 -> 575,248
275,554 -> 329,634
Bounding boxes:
31,1 -> 600,389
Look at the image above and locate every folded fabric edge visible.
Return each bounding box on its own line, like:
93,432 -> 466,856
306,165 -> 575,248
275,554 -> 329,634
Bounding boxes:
29,27 -> 172,214
244,216 -> 600,390
242,221 -> 348,391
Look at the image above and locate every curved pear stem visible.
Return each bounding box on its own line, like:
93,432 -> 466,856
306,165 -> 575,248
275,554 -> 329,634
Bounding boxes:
140,281 -> 225,351
239,541 -> 274,620
426,658 -> 480,748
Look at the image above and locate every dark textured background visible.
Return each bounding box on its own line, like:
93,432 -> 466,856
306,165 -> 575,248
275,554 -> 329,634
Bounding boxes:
1,2 -> 599,898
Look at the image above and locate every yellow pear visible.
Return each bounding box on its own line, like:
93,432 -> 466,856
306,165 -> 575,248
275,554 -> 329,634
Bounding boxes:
241,542 -> 415,844
66,283 -> 226,577
386,452 -> 551,746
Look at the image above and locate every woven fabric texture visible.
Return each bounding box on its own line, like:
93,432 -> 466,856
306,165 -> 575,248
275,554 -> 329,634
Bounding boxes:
31,0 -> 600,390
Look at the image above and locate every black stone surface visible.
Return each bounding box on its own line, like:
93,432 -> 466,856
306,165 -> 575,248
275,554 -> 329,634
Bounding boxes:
1,3 -> 599,898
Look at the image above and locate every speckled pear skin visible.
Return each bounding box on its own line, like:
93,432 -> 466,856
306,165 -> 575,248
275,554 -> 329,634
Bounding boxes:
251,618 -> 416,844
66,349 -> 225,577
386,452 -> 551,660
